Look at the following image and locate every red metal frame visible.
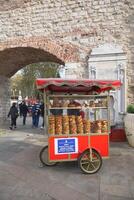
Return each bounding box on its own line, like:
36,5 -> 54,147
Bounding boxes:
49,134 -> 109,161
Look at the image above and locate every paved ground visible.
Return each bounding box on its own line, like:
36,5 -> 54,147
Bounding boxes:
0,116 -> 134,200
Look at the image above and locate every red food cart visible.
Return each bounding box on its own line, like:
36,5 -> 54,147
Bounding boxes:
36,78 -> 121,174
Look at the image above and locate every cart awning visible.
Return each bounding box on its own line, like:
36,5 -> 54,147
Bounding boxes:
36,78 -> 121,93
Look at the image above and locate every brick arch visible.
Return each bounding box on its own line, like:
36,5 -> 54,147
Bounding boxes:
0,36 -> 80,77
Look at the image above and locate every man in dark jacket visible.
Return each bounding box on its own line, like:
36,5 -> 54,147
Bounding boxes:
20,101 -> 29,125
8,102 -> 19,130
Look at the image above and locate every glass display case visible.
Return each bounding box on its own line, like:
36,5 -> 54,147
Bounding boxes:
47,95 -> 110,136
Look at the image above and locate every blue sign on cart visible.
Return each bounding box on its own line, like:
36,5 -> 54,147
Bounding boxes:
54,138 -> 78,154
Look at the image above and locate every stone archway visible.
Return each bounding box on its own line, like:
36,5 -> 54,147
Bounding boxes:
0,36 -> 80,77
0,36 -> 81,125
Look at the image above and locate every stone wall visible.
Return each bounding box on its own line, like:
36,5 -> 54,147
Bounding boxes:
0,1 -> 133,77
0,0 -> 132,46
0,76 -> 10,126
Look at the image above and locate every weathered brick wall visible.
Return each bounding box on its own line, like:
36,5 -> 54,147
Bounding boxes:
0,0 -> 134,123
0,0 -> 133,76
0,0 -> 132,46
0,76 -> 10,126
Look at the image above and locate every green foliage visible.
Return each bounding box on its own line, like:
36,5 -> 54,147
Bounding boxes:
127,104 -> 134,113
11,62 -> 60,99
11,74 -> 23,92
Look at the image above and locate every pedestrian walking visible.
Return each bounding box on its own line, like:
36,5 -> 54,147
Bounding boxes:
8,102 -> 19,130
20,101 -> 29,125
31,100 -> 41,128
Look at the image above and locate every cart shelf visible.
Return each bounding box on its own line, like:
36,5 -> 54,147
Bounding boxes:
48,106 -> 107,109
48,132 -> 108,137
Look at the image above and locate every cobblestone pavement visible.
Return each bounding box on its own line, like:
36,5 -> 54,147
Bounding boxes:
0,117 -> 134,200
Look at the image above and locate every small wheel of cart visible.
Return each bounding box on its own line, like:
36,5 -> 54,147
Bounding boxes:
78,149 -> 102,174
39,145 -> 57,166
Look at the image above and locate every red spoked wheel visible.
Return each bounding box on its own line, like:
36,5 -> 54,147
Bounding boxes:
78,149 -> 102,174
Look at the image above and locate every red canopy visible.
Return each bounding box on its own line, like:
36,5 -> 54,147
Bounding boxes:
36,78 -> 121,93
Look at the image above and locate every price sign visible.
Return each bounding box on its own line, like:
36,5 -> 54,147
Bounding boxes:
54,138 -> 78,155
